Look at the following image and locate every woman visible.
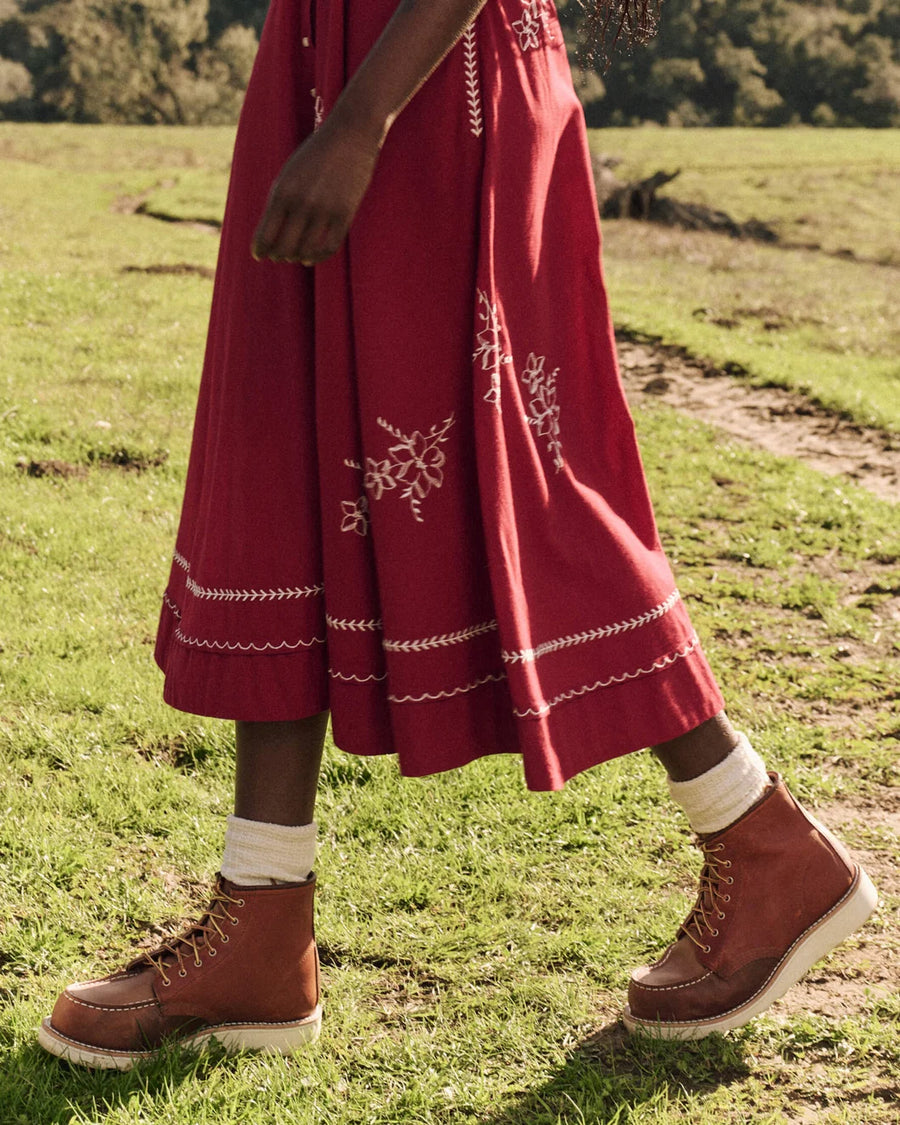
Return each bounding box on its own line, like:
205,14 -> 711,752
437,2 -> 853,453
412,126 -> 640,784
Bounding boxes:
39,0 -> 875,1068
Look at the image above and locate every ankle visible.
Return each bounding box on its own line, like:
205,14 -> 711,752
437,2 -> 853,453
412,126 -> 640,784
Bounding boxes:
221,815 -> 317,886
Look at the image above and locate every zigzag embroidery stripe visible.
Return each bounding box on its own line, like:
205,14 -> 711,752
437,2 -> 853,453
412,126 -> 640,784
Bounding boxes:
326,616 -> 383,632
463,27 -> 483,138
388,671 -> 506,704
384,620 -> 498,653
185,576 -> 324,602
513,634 -> 700,717
502,591 -> 681,664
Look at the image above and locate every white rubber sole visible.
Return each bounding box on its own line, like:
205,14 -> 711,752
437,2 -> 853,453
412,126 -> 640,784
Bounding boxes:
623,866 -> 878,1040
37,1005 -> 322,1070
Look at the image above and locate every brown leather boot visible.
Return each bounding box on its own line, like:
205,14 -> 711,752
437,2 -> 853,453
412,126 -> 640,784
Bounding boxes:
38,875 -> 321,1069
624,775 -> 877,1038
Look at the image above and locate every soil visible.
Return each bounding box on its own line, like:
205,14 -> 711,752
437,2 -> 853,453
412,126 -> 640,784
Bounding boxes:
616,336 -> 899,505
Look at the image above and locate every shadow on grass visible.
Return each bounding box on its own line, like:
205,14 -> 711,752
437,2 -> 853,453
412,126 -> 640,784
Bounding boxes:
485,1019 -> 752,1124
0,1020 -> 752,1124
0,1028 -> 232,1125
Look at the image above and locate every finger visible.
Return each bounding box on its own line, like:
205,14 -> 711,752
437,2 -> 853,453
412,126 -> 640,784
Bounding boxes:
252,195 -> 292,260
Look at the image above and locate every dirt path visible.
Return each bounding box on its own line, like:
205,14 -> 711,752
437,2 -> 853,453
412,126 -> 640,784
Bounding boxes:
616,337 -> 899,504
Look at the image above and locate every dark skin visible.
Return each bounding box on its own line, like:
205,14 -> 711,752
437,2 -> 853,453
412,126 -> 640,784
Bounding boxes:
238,1 -> 739,826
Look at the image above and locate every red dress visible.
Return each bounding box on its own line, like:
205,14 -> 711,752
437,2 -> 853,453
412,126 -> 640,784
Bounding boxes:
155,0 -> 723,790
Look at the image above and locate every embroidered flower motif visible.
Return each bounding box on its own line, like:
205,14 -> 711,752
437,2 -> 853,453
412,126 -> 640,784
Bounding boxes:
363,457 -> 398,501
373,414 -> 455,522
340,495 -> 369,536
474,290 -> 512,412
512,1 -> 552,51
521,352 -> 563,470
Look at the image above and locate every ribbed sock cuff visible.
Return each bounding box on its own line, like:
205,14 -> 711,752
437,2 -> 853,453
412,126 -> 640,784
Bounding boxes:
221,815 -> 317,886
667,733 -> 770,835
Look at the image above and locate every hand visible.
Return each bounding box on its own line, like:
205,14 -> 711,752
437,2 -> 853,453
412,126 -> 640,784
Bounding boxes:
252,118 -> 382,266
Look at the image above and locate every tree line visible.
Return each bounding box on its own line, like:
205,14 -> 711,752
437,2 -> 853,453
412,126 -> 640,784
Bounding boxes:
1,0 -> 897,126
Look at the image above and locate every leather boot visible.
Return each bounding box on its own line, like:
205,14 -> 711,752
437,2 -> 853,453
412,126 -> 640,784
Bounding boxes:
38,875 -> 321,1069
624,775 -> 877,1038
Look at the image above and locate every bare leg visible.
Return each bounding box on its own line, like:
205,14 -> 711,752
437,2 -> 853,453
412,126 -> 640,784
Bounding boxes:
651,711 -> 740,782
234,713 -> 328,826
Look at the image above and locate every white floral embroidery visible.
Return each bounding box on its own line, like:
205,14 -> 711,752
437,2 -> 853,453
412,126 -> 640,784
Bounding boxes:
363,457 -> 398,501
462,26 -> 483,138
365,414 -> 455,524
520,352 -> 563,470
512,1 -> 553,51
340,495 -> 369,536
474,290 -> 512,411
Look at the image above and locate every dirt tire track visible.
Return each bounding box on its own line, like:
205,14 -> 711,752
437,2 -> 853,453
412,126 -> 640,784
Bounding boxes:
616,337 -> 899,504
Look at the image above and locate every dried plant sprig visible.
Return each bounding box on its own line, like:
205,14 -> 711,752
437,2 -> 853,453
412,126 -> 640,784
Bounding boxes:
579,0 -> 663,72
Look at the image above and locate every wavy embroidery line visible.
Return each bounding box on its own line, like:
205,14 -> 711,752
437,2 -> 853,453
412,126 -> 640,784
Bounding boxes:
462,26 -> 483,138
474,290 -> 512,411
329,669 -> 388,684
327,616 -> 383,632
520,352 -> 563,470
502,591 -> 681,665
513,634 -> 700,717
384,620 -> 498,653
163,592 -> 182,619
173,628 -> 326,653
389,671 -> 507,704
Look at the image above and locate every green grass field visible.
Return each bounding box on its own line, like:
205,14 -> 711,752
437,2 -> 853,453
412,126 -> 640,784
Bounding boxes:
0,125 -> 898,1124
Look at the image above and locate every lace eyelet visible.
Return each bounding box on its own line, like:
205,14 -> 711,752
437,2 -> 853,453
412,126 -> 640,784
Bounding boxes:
723,860 -> 732,868
221,934 -> 229,943
231,917 -> 239,925
162,979 -> 172,987
208,947 -> 217,957
717,912 -> 726,920
711,929 -> 719,937
723,894 -> 731,902
178,969 -> 187,978
237,899 -> 245,908
194,959 -> 202,968
703,945 -> 711,954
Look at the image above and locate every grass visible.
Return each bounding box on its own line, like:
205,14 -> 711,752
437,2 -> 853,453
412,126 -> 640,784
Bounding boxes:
1,124 -> 899,1123
589,127 -> 900,431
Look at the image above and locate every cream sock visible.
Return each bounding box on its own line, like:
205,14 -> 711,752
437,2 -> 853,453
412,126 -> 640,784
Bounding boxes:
667,733 -> 771,835
220,815 -> 317,886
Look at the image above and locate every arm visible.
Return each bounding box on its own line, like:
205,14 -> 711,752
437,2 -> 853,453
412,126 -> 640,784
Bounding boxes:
252,0 -> 490,265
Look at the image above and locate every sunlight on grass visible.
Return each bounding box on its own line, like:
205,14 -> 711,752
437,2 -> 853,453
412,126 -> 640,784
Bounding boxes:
0,125 -> 898,1124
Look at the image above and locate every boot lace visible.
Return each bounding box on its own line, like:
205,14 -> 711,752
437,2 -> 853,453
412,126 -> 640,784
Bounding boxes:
137,881 -> 245,987
680,841 -> 734,955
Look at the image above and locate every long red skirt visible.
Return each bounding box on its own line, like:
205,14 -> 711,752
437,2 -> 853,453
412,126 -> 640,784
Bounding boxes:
155,0 -> 724,790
